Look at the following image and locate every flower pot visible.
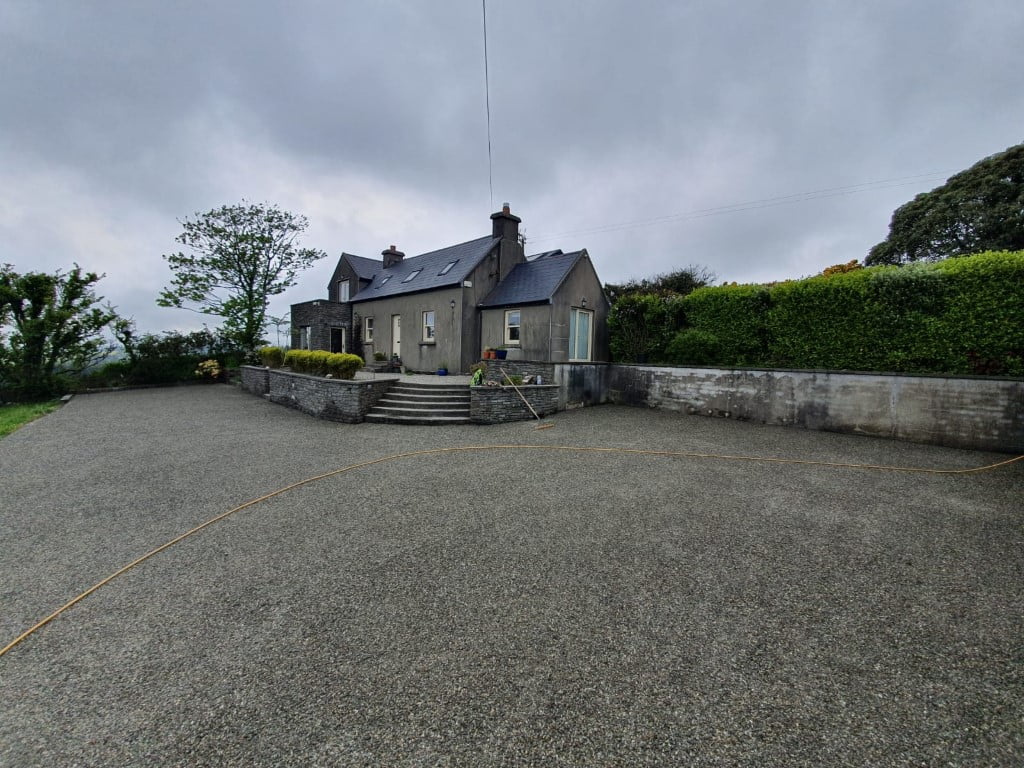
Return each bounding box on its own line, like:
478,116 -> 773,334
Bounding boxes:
437,368 -> 448,376
495,349 -> 508,360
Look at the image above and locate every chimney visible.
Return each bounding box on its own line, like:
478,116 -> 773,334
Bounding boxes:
490,202 -> 521,242
381,244 -> 405,269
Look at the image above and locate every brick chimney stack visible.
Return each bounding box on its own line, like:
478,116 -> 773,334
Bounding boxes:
490,202 -> 521,242
381,244 -> 405,269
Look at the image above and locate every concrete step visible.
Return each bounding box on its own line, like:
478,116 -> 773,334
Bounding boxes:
390,385 -> 469,396
377,398 -> 470,411
365,380 -> 472,426
385,390 -> 470,401
364,412 -> 472,425
370,405 -> 470,418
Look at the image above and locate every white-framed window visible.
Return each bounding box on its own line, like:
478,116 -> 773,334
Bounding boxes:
569,308 -> 594,361
504,309 -> 521,345
338,279 -> 350,302
422,310 -> 436,342
298,326 -> 312,350
364,316 -> 374,342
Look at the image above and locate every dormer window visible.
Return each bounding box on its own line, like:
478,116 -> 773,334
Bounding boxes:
438,260 -> 459,276
338,279 -> 350,302
402,269 -> 422,283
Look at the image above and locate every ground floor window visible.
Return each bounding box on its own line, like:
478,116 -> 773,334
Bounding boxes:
422,310 -> 435,342
299,326 -> 312,350
569,308 -> 593,361
364,316 -> 374,342
504,309 -> 521,345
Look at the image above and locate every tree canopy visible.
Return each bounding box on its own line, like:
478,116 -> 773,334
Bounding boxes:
0,264 -> 117,400
158,202 -> 326,358
866,143 -> 1024,265
604,265 -> 716,303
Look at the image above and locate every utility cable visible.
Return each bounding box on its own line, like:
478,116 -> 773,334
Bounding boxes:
482,0 -> 494,211
2,444 -> 1020,659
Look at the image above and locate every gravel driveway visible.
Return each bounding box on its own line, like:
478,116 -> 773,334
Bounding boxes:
1,385 -> 1021,766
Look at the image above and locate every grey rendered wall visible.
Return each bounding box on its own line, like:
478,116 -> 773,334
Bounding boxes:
481,304 -> 552,361
548,255 -> 610,362
604,365 -> 1024,453
353,286 -> 465,373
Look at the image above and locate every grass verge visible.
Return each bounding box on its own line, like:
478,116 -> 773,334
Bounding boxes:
0,400 -> 62,438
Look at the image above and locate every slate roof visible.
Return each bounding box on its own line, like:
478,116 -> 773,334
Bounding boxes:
343,253 -> 383,281
479,250 -> 585,307
351,235 -> 499,302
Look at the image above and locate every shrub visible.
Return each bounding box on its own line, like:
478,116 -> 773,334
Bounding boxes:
665,329 -> 721,366
258,346 -> 285,368
681,284 -> 770,365
284,349 -> 363,378
607,293 -> 685,363
326,353 -> 363,379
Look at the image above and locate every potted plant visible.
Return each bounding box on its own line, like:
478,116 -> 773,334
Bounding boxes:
494,346 -> 508,360
483,347 -> 494,360
437,362 -> 449,376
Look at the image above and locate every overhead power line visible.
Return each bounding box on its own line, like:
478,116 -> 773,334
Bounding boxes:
482,0 -> 494,211
530,171 -> 954,243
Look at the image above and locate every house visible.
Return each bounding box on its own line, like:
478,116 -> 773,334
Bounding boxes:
290,205 -> 609,372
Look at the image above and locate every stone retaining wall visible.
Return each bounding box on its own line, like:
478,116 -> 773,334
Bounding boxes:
262,368 -> 393,423
240,365 -> 270,396
478,359 -> 555,385
470,385 -> 560,424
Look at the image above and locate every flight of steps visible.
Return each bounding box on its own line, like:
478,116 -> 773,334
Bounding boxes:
364,381 -> 471,425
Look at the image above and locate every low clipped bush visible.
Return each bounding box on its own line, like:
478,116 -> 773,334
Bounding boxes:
284,349 -> 363,379
258,346 -> 285,368
326,353 -> 363,379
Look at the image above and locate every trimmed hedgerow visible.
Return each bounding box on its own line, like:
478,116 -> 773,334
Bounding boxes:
258,346 -> 285,368
680,284 -> 771,365
608,250 -> 1024,375
284,349 -> 363,379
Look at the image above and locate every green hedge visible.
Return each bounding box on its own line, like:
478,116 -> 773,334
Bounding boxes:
609,251 -> 1024,375
284,350 -> 364,379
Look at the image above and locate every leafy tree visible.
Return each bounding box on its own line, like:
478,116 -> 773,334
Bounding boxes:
158,202 -> 326,359
867,143 -> 1024,265
0,264 -> 117,399
604,265 -> 716,303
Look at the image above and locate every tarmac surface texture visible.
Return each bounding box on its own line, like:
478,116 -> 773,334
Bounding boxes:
1,385 -> 1021,767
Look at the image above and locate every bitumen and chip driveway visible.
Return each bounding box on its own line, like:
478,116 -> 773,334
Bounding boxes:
1,385 -> 1021,766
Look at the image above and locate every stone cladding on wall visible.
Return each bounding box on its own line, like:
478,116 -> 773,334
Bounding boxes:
470,385 -> 560,424
477,359 -> 555,385
263,369 -> 393,423
240,365 -> 270,395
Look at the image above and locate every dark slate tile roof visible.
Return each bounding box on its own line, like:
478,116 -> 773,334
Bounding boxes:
479,250 -> 585,307
351,235 -> 499,302
343,253 -> 382,281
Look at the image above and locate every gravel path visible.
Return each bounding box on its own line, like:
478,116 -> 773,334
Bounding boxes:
1,385 -> 1021,766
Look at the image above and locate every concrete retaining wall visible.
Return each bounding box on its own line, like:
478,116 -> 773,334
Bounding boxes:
470,385 -> 560,424
604,365 -> 1024,453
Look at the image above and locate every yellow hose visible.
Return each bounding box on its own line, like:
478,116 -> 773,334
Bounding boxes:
2,444 -> 1020,659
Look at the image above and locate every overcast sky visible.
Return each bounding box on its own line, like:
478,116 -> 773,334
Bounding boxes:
2,0 -> 1022,335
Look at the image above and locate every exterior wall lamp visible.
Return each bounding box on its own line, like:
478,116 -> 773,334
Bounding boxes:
581,297 -> 587,308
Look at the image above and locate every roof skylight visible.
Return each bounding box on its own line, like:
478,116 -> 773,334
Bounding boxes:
438,260 -> 459,275
401,269 -> 422,283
